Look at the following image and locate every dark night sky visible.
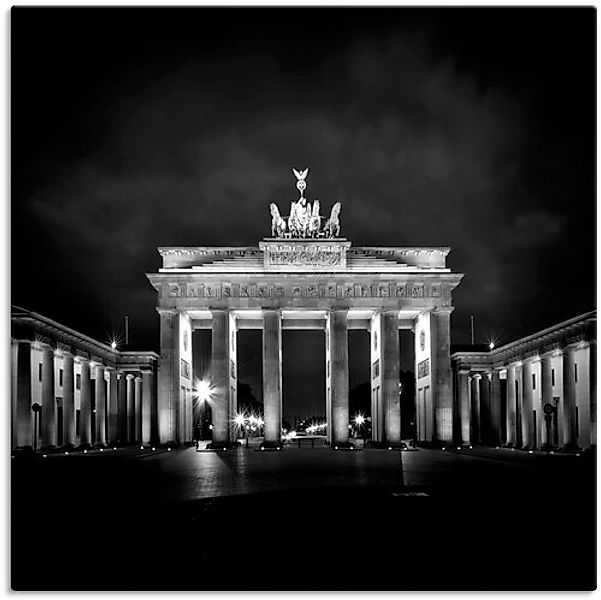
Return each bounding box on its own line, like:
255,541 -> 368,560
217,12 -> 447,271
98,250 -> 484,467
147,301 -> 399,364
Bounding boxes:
12,7 -> 595,416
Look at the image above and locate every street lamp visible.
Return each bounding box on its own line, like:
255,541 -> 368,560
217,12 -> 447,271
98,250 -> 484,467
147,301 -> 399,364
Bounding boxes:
193,379 -> 214,440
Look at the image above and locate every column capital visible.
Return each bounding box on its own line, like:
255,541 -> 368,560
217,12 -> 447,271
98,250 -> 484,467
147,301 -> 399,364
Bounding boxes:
156,308 -> 178,316
140,368 -> 154,375
458,367 -> 471,376
126,373 -> 135,380
431,306 -> 454,315
134,376 -> 143,383
471,373 -> 482,380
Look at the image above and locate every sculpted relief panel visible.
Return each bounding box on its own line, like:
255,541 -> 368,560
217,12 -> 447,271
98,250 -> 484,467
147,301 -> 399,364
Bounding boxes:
165,281 -> 449,302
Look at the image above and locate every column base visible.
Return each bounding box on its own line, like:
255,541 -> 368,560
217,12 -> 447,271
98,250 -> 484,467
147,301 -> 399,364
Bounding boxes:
560,443 -> 582,453
331,441 -> 355,451
39,445 -> 57,453
206,441 -> 240,451
77,442 -> 93,451
259,440 -> 283,451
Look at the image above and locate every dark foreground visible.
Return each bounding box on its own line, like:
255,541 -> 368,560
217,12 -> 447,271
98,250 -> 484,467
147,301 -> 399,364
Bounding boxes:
11,445 -> 596,591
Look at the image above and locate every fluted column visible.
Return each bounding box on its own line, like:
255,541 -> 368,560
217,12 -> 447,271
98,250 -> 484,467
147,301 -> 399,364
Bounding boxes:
263,310 -> 282,444
40,345 -> 56,450
458,368 -> 471,445
562,345 -> 579,450
470,374 -> 481,444
94,364 -> 107,447
521,359 -> 534,448
506,364 -> 517,446
158,309 -> 181,444
328,309 -> 350,446
15,340 -> 32,449
590,341 -> 596,446
382,311 -> 400,444
117,373 -> 127,443
141,370 -> 153,445
79,358 -> 92,447
134,375 -> 142,443
62,352 -> 75,448
480,372 -> 492,444
126,374 -> 135,443
211,309 -> 231,445
107,369 -> 119,444
541,353 -> 554,447
490,370 -> 502,446
431,308 -> 453,443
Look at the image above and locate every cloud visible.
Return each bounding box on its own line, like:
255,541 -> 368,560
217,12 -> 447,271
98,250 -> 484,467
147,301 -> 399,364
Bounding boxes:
16,29 -> 589,349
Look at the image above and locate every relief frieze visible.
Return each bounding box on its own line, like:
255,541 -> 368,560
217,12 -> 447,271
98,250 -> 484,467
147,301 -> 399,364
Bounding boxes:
164,280 -> 446,300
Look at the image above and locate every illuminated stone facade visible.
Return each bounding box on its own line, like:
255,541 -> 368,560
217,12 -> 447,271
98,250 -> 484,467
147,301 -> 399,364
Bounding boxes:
147,237 -> 464,447
11,307 -> 158,451
451,311 -> 596,451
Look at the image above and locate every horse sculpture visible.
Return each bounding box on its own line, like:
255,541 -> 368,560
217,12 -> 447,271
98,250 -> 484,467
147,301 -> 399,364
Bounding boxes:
309,199 -> 321,237
324,202 -> 341,238
269,203 -> 287,237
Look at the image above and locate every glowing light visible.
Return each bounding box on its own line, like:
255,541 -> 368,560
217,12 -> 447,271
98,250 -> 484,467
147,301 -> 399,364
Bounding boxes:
83,450 -> 87,454
234,414 -> 245,427
152,447 -> 156,451
64,452 -> 69,455
489,341 -> 495,350
528,450 -> 533,454
388,447 -> 392,451
354,414 -> 366,426
334,446 -> 338,450
261,447 -> 265,451
457,447 -> 461,450
194,379 -> 214,402
100,448 -> 104,452
113,447 -> 117,451
111,341 -> 117,350
257,417 -> 264,427
140,446 -> 144,450
442,447 -> 446,451
350,447 -> 354,451
42,454 -> 47,458
168,448 -> 172,452
469,446 -> 473,450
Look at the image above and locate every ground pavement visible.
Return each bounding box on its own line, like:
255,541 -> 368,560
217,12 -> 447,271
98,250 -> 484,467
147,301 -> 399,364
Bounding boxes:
11,445 -> 596,591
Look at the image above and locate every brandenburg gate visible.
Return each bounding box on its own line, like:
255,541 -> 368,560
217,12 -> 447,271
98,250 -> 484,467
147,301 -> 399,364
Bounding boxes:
147,169 -> 464,448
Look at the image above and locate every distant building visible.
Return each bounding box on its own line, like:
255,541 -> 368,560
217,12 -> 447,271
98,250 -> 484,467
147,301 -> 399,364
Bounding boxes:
11,306 -> 159,451
451,311 -> 596,451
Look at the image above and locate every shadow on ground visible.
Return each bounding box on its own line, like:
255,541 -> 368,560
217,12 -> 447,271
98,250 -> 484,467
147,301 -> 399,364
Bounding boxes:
11,447 -> 596,591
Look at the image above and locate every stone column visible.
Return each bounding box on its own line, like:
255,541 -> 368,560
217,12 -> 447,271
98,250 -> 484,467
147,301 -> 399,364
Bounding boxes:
263,309 -> 282,445
158,309 -> 180,444
382,311 -> 400,445
431,308 -> 453,443
79,358 -> 92,447
126,374 -> 135,443
94,364 -> 107,447
541,353 -> 554,447
470,374 -> 481,444
142,370 -> 153,445
15,340 -> 32,449
40,345 -> 56,450
458,368 -> 471,446
490,370 -> 502,446
62,352 -> 75,448
134,375 -> 143,443
107,369 -> 119,444
590,340 -> 596,447
521,359 -> 534,448
562,344 -> 579,450
506,364 -> 517,447
117,373 -> 127,443
328,309 -> 350,446
480,372 -> 491,444
211,309 -> 231,445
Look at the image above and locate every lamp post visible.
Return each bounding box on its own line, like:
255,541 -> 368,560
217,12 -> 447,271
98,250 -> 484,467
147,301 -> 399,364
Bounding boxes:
32,403 -> 41,452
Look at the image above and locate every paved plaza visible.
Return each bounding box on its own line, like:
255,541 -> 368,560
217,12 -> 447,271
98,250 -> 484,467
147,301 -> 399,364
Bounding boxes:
11,445 -> 595,591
